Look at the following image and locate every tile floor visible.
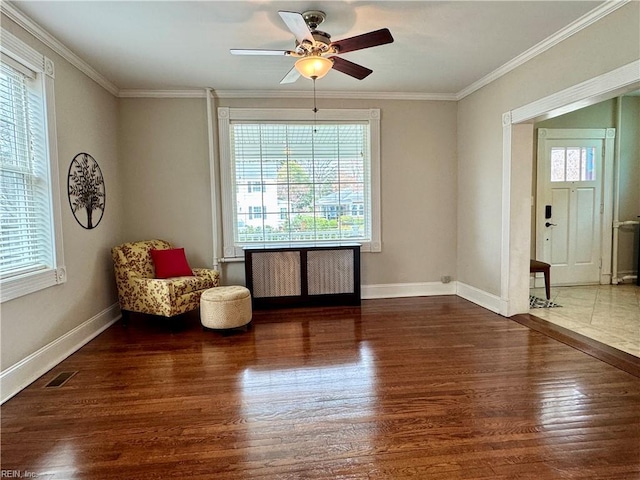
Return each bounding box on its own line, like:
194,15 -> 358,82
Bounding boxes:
529,284 -> 640,357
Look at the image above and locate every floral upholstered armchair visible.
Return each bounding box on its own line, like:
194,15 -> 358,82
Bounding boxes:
111,239 -> 219,322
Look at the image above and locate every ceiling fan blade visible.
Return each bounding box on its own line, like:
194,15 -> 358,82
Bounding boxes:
329,56 -> 372,80
330,28 -> 394,54
230,49 -> 293,56
280,65 -> 301,84
278,11 -> 314,45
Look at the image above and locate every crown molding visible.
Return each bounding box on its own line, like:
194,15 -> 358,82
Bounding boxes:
211,90 -> 458,101
1,1 -> 120,96
117,88 -> 457,101
118,89 -> 208,98
455,0 -> 631,100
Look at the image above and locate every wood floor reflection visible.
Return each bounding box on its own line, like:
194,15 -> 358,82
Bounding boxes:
2,296 -> 639,479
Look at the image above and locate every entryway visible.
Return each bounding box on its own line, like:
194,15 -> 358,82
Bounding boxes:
535,128 -> 615,286
501,61 -> 639,319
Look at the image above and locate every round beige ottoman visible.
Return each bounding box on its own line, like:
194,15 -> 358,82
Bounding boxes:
200,286 -> 252,330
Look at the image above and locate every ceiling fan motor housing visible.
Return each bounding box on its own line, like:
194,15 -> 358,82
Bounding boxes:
302,10 -> 326,30
312,31 -> 331,49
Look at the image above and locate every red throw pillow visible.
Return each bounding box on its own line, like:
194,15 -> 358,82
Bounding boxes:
150,248 -> 194,279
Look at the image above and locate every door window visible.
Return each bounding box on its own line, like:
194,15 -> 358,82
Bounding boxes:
550,147 -> 596,182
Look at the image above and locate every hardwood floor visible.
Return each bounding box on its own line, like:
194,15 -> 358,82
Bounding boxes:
2,296 -> 639,479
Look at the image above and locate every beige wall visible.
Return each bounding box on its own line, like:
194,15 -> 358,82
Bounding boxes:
537,99 -> 616,129
118,98 -> 214,269
118,97 -> 459,287
0,16 -> 124,370
457,2 -> 640,296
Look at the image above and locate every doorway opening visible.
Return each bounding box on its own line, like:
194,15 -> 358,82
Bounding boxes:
502,61 -> 640,357
501,60 -> 640,318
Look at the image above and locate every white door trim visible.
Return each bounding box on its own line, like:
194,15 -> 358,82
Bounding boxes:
500,59 -> 639,317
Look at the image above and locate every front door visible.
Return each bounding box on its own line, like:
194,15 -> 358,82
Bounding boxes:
536,129 -> 614,285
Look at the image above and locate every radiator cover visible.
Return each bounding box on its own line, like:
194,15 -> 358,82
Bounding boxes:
244,244 -> 361,308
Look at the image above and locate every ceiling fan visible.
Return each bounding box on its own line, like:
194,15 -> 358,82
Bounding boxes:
230,10 -> 394,84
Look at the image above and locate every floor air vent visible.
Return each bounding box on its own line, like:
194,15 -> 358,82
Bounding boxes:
44,371 -> 77,388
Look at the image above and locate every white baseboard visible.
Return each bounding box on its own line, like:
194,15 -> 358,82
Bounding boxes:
456,281 -> 504,314
0,303 -> 120,404
362,281 -> 457,299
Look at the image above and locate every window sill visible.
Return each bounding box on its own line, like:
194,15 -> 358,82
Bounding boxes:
1,266 -> 66,303
226,240 -> 381,258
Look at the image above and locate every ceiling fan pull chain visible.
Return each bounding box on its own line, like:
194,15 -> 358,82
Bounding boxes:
313,77 -> 318,113
312,77 -> 318,133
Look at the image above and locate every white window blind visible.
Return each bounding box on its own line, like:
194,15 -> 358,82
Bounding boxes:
232,122 -> 370,244
0,29 -> 64,302
0,61 -> 53,277
218,107 -> 381,257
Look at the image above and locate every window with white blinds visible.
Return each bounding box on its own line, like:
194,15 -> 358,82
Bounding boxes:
0,62 -> 51,276
0,29 -> 64,302
218,107 -> 381,257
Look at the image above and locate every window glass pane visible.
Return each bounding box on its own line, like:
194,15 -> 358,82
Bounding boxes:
0,67 -> 31,171
236,214 -> 250,241
230,122 -> 371,245
286,182 -> 313,213
550,148 -> 565,182
566,148 -> 580,181
582,147 -> 596,181
263,213 -> 282,241
289,213 -> 312,242
311,125 -> 339,184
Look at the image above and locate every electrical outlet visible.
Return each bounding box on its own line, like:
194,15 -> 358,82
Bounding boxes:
441,275 -> 452,284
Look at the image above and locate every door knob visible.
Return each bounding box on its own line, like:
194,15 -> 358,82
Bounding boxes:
545,222 -> 557,227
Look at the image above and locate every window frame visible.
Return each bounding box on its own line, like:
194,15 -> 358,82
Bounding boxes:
0,29 -> 65,303
217,107 -> 381,258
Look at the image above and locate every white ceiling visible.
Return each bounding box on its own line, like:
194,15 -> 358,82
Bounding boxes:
9,1 -> 606,97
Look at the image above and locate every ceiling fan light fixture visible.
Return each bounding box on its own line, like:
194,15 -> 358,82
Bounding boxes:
295,56 -> 333,80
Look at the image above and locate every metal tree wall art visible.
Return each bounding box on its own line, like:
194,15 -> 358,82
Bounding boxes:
67,153 -> 105,229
